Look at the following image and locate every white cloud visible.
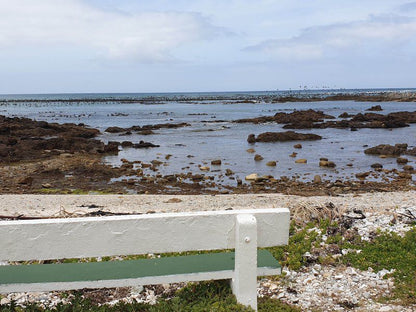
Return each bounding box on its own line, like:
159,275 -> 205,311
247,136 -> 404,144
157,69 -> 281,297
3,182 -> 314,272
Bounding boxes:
245,13 -> 416,60
0,0 -> 222,62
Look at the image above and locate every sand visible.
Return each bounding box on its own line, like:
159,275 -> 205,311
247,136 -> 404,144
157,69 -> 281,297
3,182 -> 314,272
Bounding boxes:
1,191 -> 415,218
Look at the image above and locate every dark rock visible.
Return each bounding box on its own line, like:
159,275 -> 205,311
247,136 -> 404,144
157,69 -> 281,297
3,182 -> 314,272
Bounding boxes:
396,157 -> 408,164
364,144 -> 408,156
371,163 -> 383,169
211,159 -> 222,165
293,144 -> 302,149
254,154 -> 264,161
252,131 -> 322,142
105,126 -> 125,133
247,134 -> 256,144
121,141 -> 133,147
132,141 -> 160,148
366,105 -> 383,111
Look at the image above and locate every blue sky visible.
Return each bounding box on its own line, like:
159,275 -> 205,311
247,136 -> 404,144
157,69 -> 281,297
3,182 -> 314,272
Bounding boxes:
0,0 -> 415,93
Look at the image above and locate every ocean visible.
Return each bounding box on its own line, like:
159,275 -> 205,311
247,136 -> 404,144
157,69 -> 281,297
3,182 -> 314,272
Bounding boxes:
1,88 -> 415,185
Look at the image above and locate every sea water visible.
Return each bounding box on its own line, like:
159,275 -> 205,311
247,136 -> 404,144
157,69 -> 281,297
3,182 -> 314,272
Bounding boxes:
1,89 -> 415,184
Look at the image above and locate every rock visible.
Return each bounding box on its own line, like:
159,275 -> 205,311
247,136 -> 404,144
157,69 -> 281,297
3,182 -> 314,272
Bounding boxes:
165,154 -> 172,160
245,173 -> 258,181
371,163 -> 383,169
18,176 -> 33,185
247,134 -> 256,143
364,143 -> 408,156
252,131 -> 322,142
266,161 -> 277,166
211,159 -> 221,165
121,141 -> 133,147
356,172 -> 370,179
246,148 -> 256,153
295,159 -> 307,164
105,126 -> 125,133
403,165 -> 414,171
199,166 -> 210,171
225,169 -> 234,176
254,154 -> 264,161
151,160 -> 163,166
313,175 -> 322,183
366,105 -> 383,111
339,112 -> 353,118
293,143 -> 302,149
396,157 -> 408,164
41,183 -> 52,188
132,141 -> 160,148
137,130 -> 155,135
289,152 -> 297,158
319,160 -> 336,168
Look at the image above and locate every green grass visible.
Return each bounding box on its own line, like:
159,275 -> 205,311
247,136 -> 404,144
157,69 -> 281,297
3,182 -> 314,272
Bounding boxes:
268,220 -> 328,270
0,281 -> 301,312
342,228 -> 416,304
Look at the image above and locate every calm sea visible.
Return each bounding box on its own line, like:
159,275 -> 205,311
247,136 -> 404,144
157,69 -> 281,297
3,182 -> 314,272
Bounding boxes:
1,88 -> 416,184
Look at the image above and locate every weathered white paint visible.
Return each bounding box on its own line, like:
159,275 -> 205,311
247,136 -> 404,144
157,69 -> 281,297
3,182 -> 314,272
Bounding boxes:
232,214 -> 258,311
0,266 -> 281,293
0,208 -> 290,261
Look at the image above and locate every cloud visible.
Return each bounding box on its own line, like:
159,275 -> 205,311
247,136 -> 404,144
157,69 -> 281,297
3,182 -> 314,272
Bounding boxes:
0,0 -> 223,62
244,13 -> 416,60
399,2 -> 416,12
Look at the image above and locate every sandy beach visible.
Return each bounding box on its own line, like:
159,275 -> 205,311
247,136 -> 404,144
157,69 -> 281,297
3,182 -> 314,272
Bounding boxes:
1,191 -> 415,218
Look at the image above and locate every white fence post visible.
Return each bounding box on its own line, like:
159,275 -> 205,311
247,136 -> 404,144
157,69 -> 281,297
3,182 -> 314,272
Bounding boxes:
231,214 -> 258,311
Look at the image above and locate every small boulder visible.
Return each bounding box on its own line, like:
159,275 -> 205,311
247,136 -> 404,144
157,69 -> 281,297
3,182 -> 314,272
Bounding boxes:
295,159 -> 307,164
313,175 -> 322,183
293,144 -> 302,149
247,134 -> 256,144
254,154 -> 264,161
211,159 -> 222,165
396,157 -> 408,164
246,148 -> 256,153
266,161 -> 277,166
371,163 -> 383,169
245,173 -> 258,181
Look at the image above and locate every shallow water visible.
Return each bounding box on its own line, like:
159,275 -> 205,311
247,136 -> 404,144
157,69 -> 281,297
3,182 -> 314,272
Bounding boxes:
2,92 -> 416,185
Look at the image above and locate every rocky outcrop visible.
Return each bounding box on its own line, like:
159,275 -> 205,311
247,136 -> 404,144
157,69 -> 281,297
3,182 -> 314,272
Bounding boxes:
105,122 -> 191,133
0,115 -> 118,163
249,131 -> 322,143
364,144 -> 408,156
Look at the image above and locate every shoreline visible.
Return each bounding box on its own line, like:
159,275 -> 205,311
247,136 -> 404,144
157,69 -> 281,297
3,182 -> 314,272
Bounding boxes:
1,191 -> 415,218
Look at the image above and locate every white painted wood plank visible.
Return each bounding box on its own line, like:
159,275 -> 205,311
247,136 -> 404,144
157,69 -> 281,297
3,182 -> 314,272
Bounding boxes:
0,267 -> 280,293
0,208 -> 289,261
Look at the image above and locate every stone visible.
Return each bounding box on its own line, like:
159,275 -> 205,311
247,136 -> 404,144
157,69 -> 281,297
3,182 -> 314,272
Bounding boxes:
319,160 -> 336,168
403,165 -> 414,171
246,148 -> 256,153
266,161 -> 277,166
245,173 -> 258,181
396,157 -> 408,164
295,159 -> 307,164
290,152 -> 297,158
371,163 -> 383,169
211,159 -> 221,165
199,166 -> 210,171
313,175 -> 322,183
356,172 -> 370,179
364,143 -> 408,156
254,154 -> 264,161
247,134 -> 256,143
293,143 -> 302,149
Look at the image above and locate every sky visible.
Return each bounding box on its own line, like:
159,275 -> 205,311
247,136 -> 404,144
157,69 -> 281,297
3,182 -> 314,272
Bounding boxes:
0,0 -> 416,94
